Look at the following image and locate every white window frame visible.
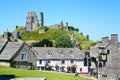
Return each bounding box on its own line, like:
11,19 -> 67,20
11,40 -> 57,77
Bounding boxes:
22,53 -> 27,61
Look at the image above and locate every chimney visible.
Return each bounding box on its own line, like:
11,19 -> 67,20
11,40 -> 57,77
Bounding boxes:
111,34 -> 118,44
4,28 -> 9,40
102,37 -> 109,43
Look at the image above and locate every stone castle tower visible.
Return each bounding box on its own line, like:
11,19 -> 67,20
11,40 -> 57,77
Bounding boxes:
64,22 -> 69,31
26,11 -> 44,32
40,12 -> 44,27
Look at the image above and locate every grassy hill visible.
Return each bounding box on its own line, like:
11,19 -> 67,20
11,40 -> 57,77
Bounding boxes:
0,66 -> 91,80
17,26 -> 96,50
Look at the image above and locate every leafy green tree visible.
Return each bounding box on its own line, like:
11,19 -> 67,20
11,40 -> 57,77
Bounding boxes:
44,26 -> 49,31
68,26 -> 74,31
55,34 -> 73,48
33,39 -> 53,47
86,35 -> 89,40
15,26 -> 24,32
80,32 -> 83,36
74,28 -> 79,32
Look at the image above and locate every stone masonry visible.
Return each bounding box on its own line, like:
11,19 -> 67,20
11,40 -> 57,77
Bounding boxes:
26,11 -> 44,32
90,34 -> 120,80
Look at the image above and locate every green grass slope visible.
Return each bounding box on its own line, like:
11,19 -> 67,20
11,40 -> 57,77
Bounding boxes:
0,66 -> 91,80
20,29 -> 95,50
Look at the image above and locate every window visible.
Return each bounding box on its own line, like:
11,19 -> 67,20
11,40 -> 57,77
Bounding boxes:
107,50 -> 110,54
61,60 -> 65,64
71,60 -> 74,63
46,60 -> 50,63
39,60 -> 42,64
69,50 -> 73,54
60,51 -> 64,54
80,68 -> 82,71
22,53 -> 27,60
47,50 -> 52,55
84,57 -> 87,66
102,75 -> 107,78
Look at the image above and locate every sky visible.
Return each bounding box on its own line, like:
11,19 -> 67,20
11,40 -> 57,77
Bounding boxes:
0,0 -> 120,41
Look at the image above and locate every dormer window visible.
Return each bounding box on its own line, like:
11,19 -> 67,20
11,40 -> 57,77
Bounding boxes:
47,50 -> 52,55
60,51 -> 64,54
69,50 -> 73,54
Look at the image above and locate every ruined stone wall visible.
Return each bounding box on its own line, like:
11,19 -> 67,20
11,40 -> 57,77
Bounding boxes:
26,11 -> 39,31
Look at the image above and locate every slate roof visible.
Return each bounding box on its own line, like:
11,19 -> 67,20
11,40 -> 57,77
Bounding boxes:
90,42 -> 110,57
0,41 -> 24,60
0,38 -> 8,51
32,47 -> 84,60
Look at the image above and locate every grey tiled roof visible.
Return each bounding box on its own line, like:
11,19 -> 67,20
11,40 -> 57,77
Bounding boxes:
0,38 -> 8,51
94,43 -> 109,48
0,41 -> 24,60
32,47 -> 84,59
90,42 -> 110,57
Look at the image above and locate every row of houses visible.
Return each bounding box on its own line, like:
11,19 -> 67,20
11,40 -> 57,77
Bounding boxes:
1,33 -> 120,80
0,37 -> 88,74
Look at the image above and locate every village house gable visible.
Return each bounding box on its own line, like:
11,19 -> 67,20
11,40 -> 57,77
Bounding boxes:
90,34 -> 120,80
0,38 -> 36,69
11,43 -> 37,69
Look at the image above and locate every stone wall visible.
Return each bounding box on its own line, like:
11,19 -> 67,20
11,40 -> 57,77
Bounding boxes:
13,44 -> 37,69
91,34 -> 120,80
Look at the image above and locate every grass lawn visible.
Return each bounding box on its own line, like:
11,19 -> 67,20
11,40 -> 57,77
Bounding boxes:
0,66 -> 91,80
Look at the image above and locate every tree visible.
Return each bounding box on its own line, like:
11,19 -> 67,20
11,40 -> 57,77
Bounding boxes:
33,39 -> 53,47
44,26 -> 49,31
74,28 -> 79,32
55,34 -> 73,48
68,26 -> 74,31
80,32 -> 83,36
15,26 -> 24,32
86,35 -> 89,40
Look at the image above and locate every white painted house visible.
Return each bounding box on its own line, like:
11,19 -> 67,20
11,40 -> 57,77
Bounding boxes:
33,47 -> 88,74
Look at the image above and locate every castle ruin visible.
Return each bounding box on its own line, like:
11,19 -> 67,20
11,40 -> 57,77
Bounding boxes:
26,11 -> 44,32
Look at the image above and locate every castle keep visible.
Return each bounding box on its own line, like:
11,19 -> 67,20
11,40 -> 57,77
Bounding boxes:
26,11 -> 69,32
26,11 -> 44,31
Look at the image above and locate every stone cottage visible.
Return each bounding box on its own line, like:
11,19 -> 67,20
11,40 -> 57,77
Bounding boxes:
90,34 -> 120,80
0,37 -> 36,69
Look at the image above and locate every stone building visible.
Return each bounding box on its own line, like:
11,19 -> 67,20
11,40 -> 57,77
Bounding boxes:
26,11 -> 39,31
0,38 -> 37,69
64,22 -> 69,31
90,34 -> 120,80
33,47 -> 88,73
4,29 -> 19,41
26,11 -> 44,32
49,21 -> 69,31
1,30 -> 37,69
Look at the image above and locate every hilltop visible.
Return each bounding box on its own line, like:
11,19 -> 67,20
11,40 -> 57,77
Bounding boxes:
1,11 -> 98,50
15,26 -> 96,50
